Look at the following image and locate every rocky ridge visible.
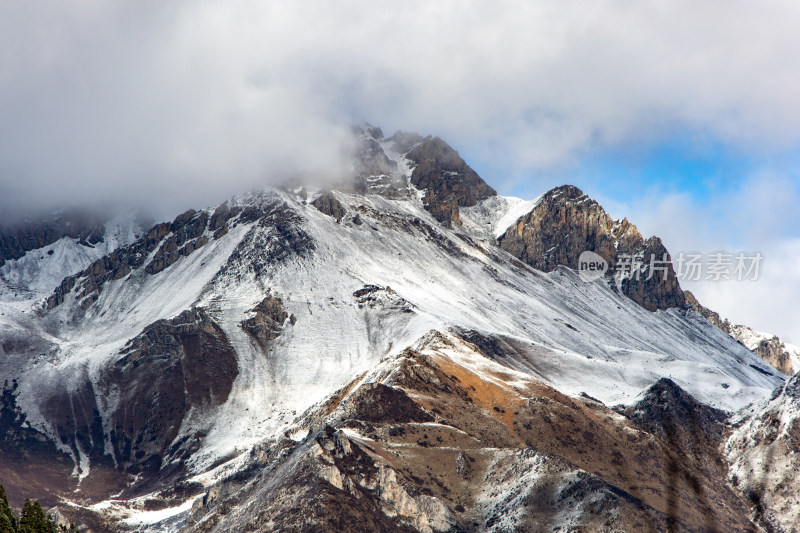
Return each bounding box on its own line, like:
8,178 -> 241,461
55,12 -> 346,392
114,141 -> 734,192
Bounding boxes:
0,210 -> 108,267
725,372 -> 800,532
403,136 -> 497,227
0,125 -> 791,531
497,185 -> 686,311
185,332 -> 759,532
686,291 -> 799,375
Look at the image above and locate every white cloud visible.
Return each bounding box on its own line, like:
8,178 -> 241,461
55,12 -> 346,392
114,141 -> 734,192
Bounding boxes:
613,173 -> 800,344
3,0 -> 800,212
690,239 -> 800,345
0,1 -> 797,339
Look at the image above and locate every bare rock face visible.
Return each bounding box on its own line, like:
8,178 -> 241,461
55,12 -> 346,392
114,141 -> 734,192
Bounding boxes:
498,185 -> 626,271
0,381 -> 76,507
749,337 -> 795,376
498,185 -> 686,311
620,236 -> 686,311
0,307 -> 239,500
101,307 -> 238,473
311,192 -> 346,222
144,210 -> 210,275
402,135 -> 496,227
240,294 -> 290,351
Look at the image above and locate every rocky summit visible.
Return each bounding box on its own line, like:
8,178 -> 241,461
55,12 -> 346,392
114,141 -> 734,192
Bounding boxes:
0,125 -> 795,532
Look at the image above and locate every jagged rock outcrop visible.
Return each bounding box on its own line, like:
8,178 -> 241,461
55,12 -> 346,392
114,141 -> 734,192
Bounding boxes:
498,185 -> 686,311
144,210 -> 210,275
311,192 -> 346,222
687,291 -> 797,375
746,336 -> 795,376
725,373 -> 800,532
0,210 -> 107,267
402,135 -> 496,226
498,185 -> 633,271
621,236 -> 686,311
101,307 -> 239,473
240,294 -> 291,350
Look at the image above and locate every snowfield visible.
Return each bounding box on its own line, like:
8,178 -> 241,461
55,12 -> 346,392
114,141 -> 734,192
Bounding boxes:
0,140 -> 787,529
1,186 -> 783,476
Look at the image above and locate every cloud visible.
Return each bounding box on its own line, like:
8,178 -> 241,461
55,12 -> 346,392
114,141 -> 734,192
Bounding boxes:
694,239 -> 800,345
610,172 -> 800,344
3,0 -> 800,214
0,0 -> 796,342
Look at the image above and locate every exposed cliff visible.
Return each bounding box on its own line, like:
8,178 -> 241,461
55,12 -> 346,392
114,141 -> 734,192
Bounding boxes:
403,135 -> 496,227
498,185 -> 686,311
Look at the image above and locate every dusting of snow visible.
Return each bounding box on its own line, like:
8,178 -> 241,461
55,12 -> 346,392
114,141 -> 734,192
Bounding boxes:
0,212 -> 144,305
460,194 -> 543,242
90,494 -> 200,532
724,374 -> 800,530
0,184 -> 786,510
730,323 -> 800,374
380,138 -> 415,180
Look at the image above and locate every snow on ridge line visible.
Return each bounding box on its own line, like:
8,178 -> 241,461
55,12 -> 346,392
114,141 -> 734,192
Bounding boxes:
0,211 -> 145,305
458,194 -> 543,243
0,185 -> 786,488
729,323 -> 800,374
492,194 -> 544,238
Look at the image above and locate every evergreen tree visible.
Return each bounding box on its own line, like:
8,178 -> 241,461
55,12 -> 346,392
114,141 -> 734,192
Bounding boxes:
0,485 -> 78,533
18,498 -> 56,533
0,512 -> 14,533
0,485 -> 16,533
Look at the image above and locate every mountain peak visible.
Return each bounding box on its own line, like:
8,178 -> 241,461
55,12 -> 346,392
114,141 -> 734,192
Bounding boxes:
0,126 -> 791,531
403,135 -> 496,226
496,184 -> 685,311
351,121 -> 385,141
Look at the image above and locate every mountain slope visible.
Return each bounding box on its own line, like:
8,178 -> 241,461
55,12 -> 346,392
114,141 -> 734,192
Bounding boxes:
185,332 -> 758,532
725,372 -> 800,532
686,290 -> 800,375
0,212 -> 145,304
0,126 -> 788,530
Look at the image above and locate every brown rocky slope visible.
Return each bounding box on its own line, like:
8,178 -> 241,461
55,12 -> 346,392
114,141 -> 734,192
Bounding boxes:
185,332 -> 758,533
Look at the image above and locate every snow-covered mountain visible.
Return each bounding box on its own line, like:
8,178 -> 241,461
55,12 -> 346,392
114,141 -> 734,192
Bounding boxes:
686,291 -> 800,376
0,125 -> 793,531
0,211 -> 147,305
725,372 -> 800,532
